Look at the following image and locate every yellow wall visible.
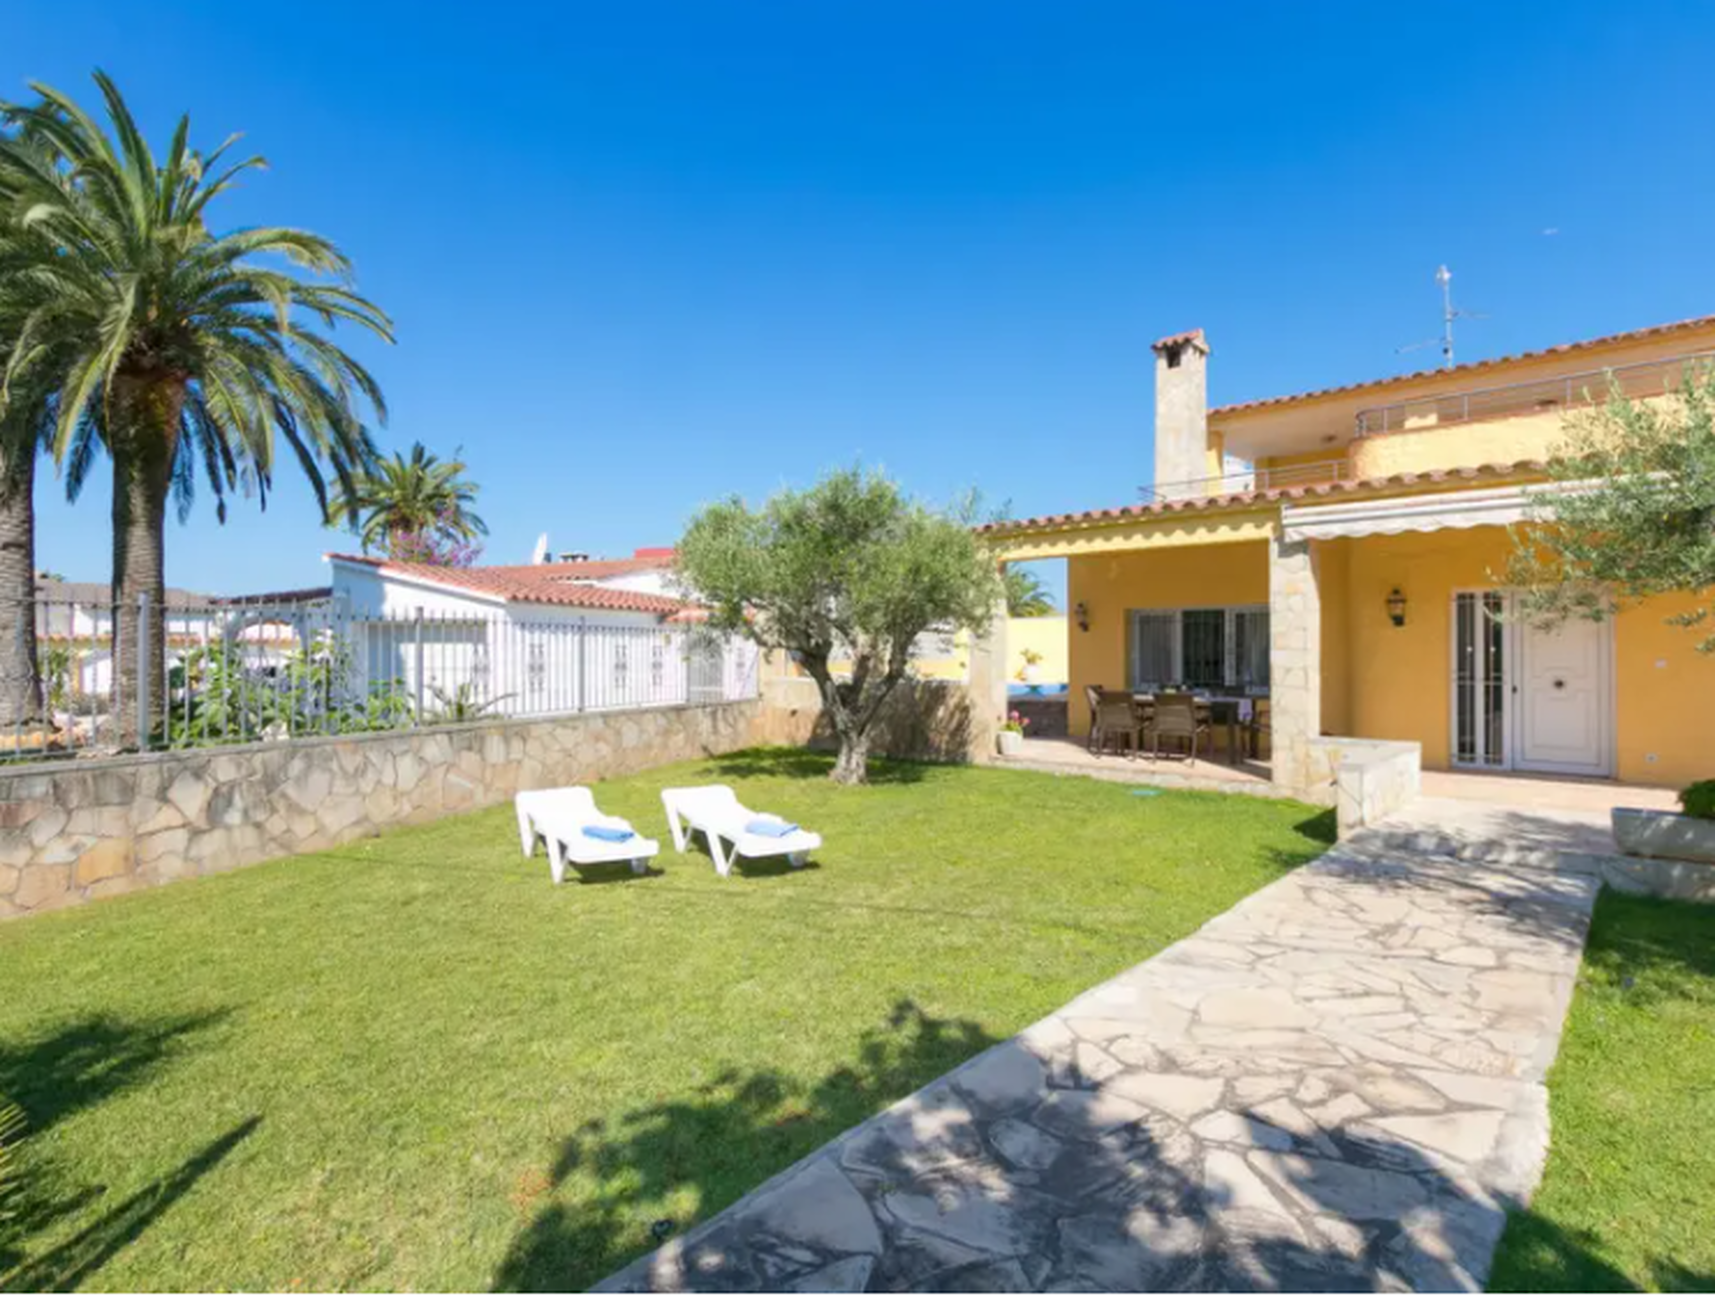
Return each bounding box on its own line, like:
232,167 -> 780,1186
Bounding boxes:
1007,616 -> 1069,685
1206,429 -> 1226,478
1335,525 -> 1714,787
1339,528 -> 1504,768
1065,543 -> 1268,735
818,632 -> 970,682
1613,591 -> 1715,786
1349,412 -> 1562,479
1254,446 -> 1349,476
1055,516 -> 1715,787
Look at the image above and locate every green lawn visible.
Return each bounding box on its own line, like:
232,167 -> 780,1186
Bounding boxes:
0,749 -> 1329,1292
1490,890 -> 1715,1293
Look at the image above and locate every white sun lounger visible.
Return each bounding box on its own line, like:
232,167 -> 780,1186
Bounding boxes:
515,787 -> 659,884
659,784 -> 822,877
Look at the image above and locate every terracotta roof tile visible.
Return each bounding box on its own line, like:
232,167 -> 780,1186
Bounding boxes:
1210,314 -> 1715,418
325,554 -> 692,615
977,461 -> 1549,536
471,553 -> 678,581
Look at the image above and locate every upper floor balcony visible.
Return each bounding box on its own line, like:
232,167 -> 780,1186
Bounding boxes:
1146,347 -> 1714,504
1351,348 -> 1712,437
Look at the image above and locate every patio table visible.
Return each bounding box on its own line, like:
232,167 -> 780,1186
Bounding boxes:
1131,694 -> 1264,764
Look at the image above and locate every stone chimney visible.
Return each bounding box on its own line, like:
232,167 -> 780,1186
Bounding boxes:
1151,329 -> 1210,498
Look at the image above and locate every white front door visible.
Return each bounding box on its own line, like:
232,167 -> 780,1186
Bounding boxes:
1450,591 -> 1613,776
1515,612 -> 1612,776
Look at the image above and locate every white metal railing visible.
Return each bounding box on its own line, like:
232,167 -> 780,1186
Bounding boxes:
1353,349 -> 1715,438
1140,458 -> 1349,504
0,594 -> 759,763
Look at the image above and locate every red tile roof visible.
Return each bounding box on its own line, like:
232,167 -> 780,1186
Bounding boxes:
977,461 -> 1548,536
325,554 -> 692,615
1210,314 -> 1715,418
526,551 -> 678,580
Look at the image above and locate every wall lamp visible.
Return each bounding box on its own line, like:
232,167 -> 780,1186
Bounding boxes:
1074,601 -> 1090,633
1386,588 -> 1408,628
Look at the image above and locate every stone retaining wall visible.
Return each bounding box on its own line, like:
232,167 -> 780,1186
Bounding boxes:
0,700 -> 768,920
0,670 -> 993,922
757,676 -> 981,764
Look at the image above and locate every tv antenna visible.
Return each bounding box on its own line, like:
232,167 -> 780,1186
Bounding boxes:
1396,264 -> 1485,369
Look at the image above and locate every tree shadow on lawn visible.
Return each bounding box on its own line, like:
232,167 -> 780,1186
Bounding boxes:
492,998 -> 1634,1293
688,747 -> 929,786
0,1011 -> 237,1287
490,1000 -> 994,1292
1575,889 -> 1715,1002
1252,808 -> 1339,876
3,1117 -> 261,1292
0,1010 -> 229,1139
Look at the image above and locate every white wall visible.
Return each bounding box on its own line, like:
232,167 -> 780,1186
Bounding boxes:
327,559 -> 756,717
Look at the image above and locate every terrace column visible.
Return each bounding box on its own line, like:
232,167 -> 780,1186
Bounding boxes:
1269,533 -> 1322,797
966,588 -> 1011,762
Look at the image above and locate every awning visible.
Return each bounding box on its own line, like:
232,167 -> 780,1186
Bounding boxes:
1280,481 -> 1592,541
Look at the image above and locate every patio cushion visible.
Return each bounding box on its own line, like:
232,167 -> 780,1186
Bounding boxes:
582,824 -> 636,843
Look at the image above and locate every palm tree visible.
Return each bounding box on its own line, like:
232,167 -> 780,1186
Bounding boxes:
0,72 -> 391,746
0,132 -> 56,734
1003,566 -> 1056,617
331,441 -> 487,556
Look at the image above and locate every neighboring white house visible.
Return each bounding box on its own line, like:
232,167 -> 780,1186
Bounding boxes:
325,549 -> 757,716
35,576 -> 321,699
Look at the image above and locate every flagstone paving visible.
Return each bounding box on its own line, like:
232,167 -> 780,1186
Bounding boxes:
598,840 -> 1599,1293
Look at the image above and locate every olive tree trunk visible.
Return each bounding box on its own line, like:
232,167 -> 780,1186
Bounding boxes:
110,376 -> 182,750
0,447 -> 42,734
801,655 -> 905,786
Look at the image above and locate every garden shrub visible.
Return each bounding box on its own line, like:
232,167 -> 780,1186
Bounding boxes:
1678,780 -> 1715,820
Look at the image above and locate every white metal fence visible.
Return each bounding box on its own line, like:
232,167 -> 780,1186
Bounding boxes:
0,595 -> 759,760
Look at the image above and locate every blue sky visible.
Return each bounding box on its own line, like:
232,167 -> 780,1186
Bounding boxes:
6,0 -> 1713,598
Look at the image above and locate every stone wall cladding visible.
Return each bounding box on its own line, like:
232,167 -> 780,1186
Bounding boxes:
1269,534 -> 1323,797
759,675 -> 982,764
1307,736 -> 1424,837
0,701 -> 766,921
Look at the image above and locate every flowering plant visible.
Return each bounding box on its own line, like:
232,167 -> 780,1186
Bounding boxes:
1000,709 -> 1030,735
383,504 -> 485,568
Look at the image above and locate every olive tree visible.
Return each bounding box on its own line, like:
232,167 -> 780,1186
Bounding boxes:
1507,365 -> 1715,652
678,468 -> 1002,784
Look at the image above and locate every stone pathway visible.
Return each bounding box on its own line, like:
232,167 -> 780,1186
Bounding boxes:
598,839 -> 1598,1293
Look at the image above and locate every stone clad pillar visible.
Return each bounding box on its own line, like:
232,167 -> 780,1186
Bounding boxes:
1269,533 -> 1322,797
965,590 -> 1011,762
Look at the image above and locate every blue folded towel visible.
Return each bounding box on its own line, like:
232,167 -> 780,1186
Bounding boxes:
745,818 -> 798,838
582,824 -> 635,843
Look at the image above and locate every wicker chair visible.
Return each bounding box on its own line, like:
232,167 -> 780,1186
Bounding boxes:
1151,691 -> 1210,765
1246,698 -> 1272,761
1092,690 -> 1145,759
1083,685 -> 1103,752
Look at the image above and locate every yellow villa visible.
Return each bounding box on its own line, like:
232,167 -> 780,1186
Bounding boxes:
980,315 -> 1715,807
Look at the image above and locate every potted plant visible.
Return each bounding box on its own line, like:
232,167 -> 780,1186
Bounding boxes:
1612,780 -> 1715,865
1016,647 -> 1045,687
997,710 -> 1029,756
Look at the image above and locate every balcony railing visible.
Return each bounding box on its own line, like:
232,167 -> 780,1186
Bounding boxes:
1353,349 -> 1715,438
1140,458 -> 1349,504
